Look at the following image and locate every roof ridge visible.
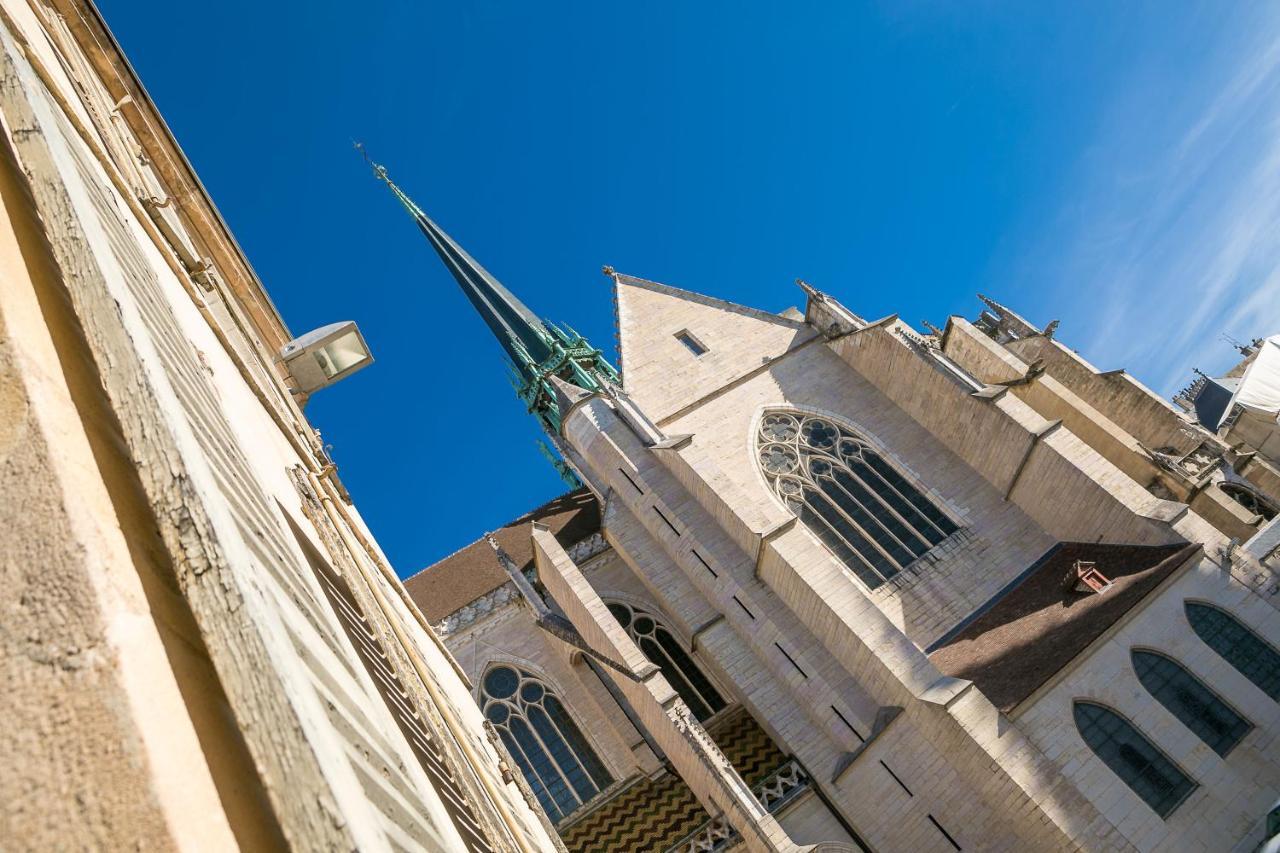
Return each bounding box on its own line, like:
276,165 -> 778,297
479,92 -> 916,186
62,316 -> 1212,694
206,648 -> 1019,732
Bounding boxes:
406,487 -> 595,580
612,271 -> 809,330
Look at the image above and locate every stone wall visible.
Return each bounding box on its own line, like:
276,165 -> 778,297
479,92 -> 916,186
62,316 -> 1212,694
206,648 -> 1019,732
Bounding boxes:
0,3 -> 555,849
1017,557 -> 1280,851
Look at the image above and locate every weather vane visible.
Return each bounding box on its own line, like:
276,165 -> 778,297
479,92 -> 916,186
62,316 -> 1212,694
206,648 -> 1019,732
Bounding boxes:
353,140 -> 388,182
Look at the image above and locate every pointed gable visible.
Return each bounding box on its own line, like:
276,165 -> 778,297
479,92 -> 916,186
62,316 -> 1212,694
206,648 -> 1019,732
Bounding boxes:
613,273 -> 817,422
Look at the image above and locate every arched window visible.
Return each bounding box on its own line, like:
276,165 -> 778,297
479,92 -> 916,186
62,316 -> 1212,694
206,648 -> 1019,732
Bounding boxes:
757,411 -> 958,589
1073,701 -> 1196,818
1219,483 -> 1278,521
481,666 -> 611,823
1185,602 -> 1280,701
1131,650 -> 1251,757
607,602 -> 727,722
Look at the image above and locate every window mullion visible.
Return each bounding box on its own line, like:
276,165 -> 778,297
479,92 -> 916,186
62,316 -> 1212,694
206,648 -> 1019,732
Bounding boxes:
521,698 -> 585,810
510,715 -> 574,816
835,461 -> 935,551
813,475 -> 907,573
805,487 -> 894,582
852,450 -> 952,540
497,722 -> 559,821
643,635 -> 710,720
645,630 -> 714,717
825,466 -> 927,559
669,640 -> 722,715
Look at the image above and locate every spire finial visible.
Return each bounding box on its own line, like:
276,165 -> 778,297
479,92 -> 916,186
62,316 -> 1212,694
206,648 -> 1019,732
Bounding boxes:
365,158 -> 619,445
354,141 -> 389,183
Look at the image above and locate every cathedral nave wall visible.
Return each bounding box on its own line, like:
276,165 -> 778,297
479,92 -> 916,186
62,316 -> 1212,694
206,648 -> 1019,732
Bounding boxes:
831,323 -> 1183,545
1014,557 -> 1280,852
661,337 -> 1056,648
945,317 -> 1270,543
1004,333 -> 1206,456
557,384 -> 1105,850
560,494 -> 1034,851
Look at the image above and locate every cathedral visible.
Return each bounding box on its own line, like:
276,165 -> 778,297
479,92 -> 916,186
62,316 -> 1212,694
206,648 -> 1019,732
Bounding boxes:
388,170 -> 1280,849
3,1 -> 1280,852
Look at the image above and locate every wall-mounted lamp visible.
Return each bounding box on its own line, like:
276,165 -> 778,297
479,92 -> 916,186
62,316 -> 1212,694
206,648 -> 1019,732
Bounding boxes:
278,321 -> 374,396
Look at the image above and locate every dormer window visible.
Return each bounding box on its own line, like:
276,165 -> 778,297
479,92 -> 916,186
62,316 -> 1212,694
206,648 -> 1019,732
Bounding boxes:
1067,560 -> 1113,594
675,330 -> 708,356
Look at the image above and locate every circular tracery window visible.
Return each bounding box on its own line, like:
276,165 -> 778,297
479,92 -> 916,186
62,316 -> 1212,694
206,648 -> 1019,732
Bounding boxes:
756,410 -> 959,589
761,413 -> 799,443
483,665 -> 518,699
800,417 -> 838,450
479,666 -> 611,823
760,443 -> 799,475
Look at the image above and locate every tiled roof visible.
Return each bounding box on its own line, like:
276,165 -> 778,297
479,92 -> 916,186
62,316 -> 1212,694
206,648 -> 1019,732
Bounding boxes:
928,541 -> 1199,713
404,489 -> 601,624
557,772 -> 704,853
556,707 -> 786,852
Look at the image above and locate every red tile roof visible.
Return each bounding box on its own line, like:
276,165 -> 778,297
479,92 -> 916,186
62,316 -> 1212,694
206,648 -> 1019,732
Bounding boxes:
405,489 -> 601,624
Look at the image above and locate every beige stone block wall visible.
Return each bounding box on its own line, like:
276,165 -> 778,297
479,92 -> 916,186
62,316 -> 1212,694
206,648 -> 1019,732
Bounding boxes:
948,322 -> 1181,492
532,527 -> 799,851
1016,559 -> 1280,852
0,130 -> 242,851
1237,453 -> 1280,502
663,339 -> 1056,647
1004,335 -> 1202,455
590,278 -> 1280,849
614,273 -> 817,423
775,793 -> 856,847
1188,487 -> 1265,543
561,391 -> 1107,851
837,323 -> 1182,546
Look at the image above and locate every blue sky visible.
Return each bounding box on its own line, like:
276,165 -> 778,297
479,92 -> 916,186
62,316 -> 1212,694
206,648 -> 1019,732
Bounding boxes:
97,1 -> 1278,575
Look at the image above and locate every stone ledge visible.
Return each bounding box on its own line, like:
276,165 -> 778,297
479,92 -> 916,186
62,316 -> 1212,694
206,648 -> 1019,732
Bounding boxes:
830,706 -> 904,784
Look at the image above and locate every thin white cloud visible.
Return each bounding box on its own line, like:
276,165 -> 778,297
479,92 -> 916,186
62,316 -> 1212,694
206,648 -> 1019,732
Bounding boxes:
1023,5 -> 1280,395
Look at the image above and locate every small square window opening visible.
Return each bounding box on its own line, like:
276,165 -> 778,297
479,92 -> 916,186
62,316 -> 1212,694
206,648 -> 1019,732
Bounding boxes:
676,330 -> 708,356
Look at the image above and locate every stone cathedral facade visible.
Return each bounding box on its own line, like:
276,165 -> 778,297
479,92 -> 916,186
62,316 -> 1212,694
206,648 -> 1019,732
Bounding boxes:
393,186 -> 1280,848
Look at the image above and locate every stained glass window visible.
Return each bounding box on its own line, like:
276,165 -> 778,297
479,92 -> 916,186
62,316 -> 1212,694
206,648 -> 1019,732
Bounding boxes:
1131,650 -> 1251,756
607,602 -> 727,722
757,411 -> 958,589
1185,602 -> 1280,701
1073,701 -> 1195,818
481,666 -> 611,823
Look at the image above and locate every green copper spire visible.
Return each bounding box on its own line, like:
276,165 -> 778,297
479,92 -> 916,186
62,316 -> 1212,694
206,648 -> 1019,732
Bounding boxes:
360,147 -> 618,439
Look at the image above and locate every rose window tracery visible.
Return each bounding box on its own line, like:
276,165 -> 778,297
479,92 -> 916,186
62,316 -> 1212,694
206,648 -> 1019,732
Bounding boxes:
756,411 -> 958,589
480,666 -> 611,823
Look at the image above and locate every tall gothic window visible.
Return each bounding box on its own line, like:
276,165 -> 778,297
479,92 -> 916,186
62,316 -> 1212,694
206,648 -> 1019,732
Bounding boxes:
1185,602 -> 1280,701
607,602 -> 727,722
1073,701 -> 1196,818
757,411 -> 958,589
480,666 -> 612,823
1131,650 -> 1251,757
